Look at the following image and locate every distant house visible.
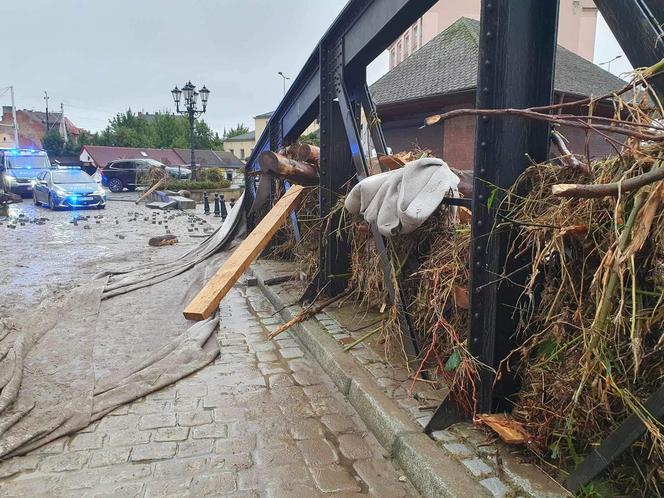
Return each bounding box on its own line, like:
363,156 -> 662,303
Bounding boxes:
222,111 -> 318,159
370,17 -> 626,170
0,107 -> 82,149
79,145 -> 244,187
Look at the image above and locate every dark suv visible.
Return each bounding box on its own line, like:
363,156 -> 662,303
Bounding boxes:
101,159 -> 190,193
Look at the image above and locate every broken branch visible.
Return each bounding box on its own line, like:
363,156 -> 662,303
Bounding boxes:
552,167 -> 664,198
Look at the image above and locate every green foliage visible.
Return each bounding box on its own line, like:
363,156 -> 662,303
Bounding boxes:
87,109 -> 222,150
164,178 -> 231,191
300,130 -> 320,146
42,130 -> 65,156
198,168 -> 227,183
223,123 -> 250,139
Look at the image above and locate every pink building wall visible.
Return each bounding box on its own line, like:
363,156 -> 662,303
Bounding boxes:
388,0 -> 598,69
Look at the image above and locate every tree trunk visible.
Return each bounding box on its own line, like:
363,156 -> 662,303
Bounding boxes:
258,151 -> 319,186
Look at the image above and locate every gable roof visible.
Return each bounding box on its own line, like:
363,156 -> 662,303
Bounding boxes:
172,149 -> 243,168
223,131 -> 255,142
81,145 -> 183,167
253,111 -> 274,119
370,17 -> 626,107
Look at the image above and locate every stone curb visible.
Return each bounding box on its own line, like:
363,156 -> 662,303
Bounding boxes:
252,265 -> 490,498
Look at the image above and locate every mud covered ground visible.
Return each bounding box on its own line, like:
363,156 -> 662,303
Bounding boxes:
0,192 -> 222,321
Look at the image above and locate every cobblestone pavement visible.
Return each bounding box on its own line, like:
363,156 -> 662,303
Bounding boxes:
0,283 -> 418,497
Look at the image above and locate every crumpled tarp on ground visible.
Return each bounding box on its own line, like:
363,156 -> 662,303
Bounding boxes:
344,158 -> 460,236
0,194 -> 245,458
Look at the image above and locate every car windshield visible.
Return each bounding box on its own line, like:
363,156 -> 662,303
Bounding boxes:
6,155 -> 50,169
52,170 -> 97,184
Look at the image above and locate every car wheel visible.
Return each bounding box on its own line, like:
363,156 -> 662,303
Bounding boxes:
108,178 -> 123,193
48,193 -> 57,210
127,186 -> 136,192
33,192 -> 40,206
98,204 -> 106,209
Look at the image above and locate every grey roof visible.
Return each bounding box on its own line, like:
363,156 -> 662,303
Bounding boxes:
223,131 -> 255,142
370,17 -> 626,106
253,111 -> 274,119
172,148 -> 243,168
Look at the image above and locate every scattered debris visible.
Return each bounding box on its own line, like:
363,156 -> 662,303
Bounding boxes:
148,234 -> 179,247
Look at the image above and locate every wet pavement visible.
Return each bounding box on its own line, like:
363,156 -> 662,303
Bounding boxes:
0,194 -> 418,497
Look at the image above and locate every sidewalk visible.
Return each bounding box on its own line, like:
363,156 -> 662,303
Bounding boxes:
0,286 -> 417,497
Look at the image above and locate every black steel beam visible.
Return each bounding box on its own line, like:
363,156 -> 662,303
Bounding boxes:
565,385 -> 664,492
427,0 -> 560,432
595,0 -> 664,95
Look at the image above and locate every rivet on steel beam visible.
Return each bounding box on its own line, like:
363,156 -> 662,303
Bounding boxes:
480,168 -> 486,174
476,245 -> 482,252
475,261 -> 482,268
473,312 -> 480,319
478,194 -> 485,201
475,287 -> 482,294
486,2 -> 492,9
484,59 -> 491,66
483,87 -> 489,93
477,219 -> 483,227
482,115 -> 488,121
473,337 -> 479,344
480,141 -> 487,148
486,32 -> 492,38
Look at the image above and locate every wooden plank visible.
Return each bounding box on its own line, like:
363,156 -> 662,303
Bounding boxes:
183,185 -> 305,321
477,414 -> 530,445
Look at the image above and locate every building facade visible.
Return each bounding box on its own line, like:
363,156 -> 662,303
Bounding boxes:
0,107 -> 81,149
372,18 -> 624,171
388,0 -> 598,69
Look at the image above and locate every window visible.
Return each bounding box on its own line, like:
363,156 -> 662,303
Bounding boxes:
240,149 -> 245,159
404,33 -> 410,56
226,171 -> 233,181
389,48 -> 396,68
396,41 -> 402,64
413,24 -> 419,51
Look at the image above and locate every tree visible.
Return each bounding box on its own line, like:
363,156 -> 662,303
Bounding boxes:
223,124 -> 250,139
42,130 -> 64,156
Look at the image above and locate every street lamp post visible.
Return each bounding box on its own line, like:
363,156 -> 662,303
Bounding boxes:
599,54 -> 622,73
171,81 -> 210,181
277,71 -> 290,96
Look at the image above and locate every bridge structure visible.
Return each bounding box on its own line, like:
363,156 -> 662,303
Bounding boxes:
243,0 -> 664,491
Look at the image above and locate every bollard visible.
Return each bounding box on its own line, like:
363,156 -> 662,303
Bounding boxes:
229,197 -> 236,210
213,193 -> 221,217
219,194 -> 228,220
203,192 -> 210,215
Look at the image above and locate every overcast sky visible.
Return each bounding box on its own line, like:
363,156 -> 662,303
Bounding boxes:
0,1 -> 631,135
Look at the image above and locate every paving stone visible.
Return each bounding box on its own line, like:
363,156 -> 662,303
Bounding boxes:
98,413 -> 140,432
265,482 -> 323,498
91,481 -> 144,498
153,426 -> 190,442
443,442 -> 475,458
89,447 -> 131,468
129,400 -> 172,415
268,373 -> 295,387
310,464 -> 362,493
154,455 -> 209,478
480,477 -> 511,498
215,437 -> 256,455
280,347 -> 304,359
129,442 -> 176,462
177,438 -> 215,458
256,350 -> 279,362
190,472 -> 237,495
192,422 -> 228,439
98,463 -> 153,484
175,381 -> 208,398
290,418 -> 325,440
431,429 -> 458,443
69,432 -> 104,451
258,362 -> 288,376
40,451 -> 89,472
462,457 -> 495,477
254,443 -> 305,466
177,409 -> 213,426
144,477 -> 192,497
297,438 -> 339,466
337,433 -> 374,460
108,430 -> 151,447
321,413 -> 355,434
353,459 -> 411,497
173,396 -> 200,412
139,413 -> 177,430
31,438 -> 66,454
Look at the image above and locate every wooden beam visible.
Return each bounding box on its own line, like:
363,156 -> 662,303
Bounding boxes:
183,185 -> 305,321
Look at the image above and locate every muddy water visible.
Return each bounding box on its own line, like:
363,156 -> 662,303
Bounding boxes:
0,193 -> 219,321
